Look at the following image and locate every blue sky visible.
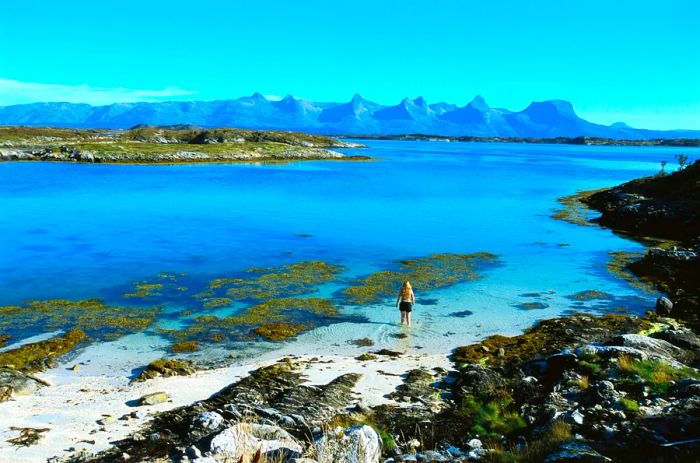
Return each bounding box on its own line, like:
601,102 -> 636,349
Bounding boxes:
1,0 -> 698,129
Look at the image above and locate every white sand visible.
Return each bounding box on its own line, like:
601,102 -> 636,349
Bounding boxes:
0,347 -> 450,463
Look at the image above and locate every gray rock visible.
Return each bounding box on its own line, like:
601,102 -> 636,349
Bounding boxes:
138,391 -> 169,406
97,415 -> 117,425
546,352 -> 578,376
186,445 -> 202,459
570,410 -> 584,425
191,457 -> 217,463
466,438 -> 482,449
210,423 -> 302,460
655,297 -> 673,316
445,445 -> 465,457
467,448 -> 488,460
544,442 -> 611,462
353,402 -> 372,415
593,381 -> 619,401
0,368 -> 45,400
607,334 -> 685,362
223,404 -> 244,420
418,450 -> 450,461
652,328 -> 700,354
672,378 -> 700,398
315,425 -> 381,463
192,411 -> 224,431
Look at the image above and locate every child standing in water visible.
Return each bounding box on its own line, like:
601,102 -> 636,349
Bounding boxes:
396,281 -> 415,327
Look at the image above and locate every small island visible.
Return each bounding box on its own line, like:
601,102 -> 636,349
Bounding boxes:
0,126 -> 368,164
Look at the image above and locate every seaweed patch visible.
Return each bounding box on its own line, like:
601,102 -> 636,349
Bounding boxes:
0,299 -> 159,342
160,297 -> 354,347
0,329 -> 86,373
200,260 -> 343,302
516,302 -> 549,311
123,272 -> 189,299
342,253 -> 500,305
448,310 -> 474,318
567,290 -> 613,301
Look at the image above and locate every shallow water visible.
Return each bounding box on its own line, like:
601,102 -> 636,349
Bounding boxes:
1,140 -> 696,362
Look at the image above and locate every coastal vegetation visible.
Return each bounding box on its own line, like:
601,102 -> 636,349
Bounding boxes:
0,329 -> 86,372
0,126 -> 369,164
452,313 -> 652,368
550,188 -> 605,226
617,355 -> 700,394
0,299 -> 159,342
160,297 -> 342,345
209,260 -> 343,301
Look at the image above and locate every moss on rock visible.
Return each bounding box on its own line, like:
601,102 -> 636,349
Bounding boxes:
453,314 -> 654,369
131,358 -> 196,383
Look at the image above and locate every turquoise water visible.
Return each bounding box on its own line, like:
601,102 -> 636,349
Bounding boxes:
1,140 -> 696,359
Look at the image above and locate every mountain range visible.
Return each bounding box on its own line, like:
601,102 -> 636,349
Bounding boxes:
1,94 -> 698,140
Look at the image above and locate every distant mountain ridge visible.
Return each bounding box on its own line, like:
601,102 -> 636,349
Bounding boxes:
1,94 -> 698,140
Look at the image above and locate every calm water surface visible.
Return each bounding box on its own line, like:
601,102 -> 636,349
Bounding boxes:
1,140 -> 696,361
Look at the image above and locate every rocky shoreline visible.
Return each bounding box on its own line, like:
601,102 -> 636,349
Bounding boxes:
43,163 -> 697,462
582,160 -> 699,328
2,157 -> 698,463
56,314 -> 700,463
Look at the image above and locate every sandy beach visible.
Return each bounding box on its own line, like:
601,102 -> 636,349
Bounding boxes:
0,339 -> 450,463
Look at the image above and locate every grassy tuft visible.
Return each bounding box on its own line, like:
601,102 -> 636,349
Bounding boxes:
617,355 -> 700,394
619,397 -> 640,413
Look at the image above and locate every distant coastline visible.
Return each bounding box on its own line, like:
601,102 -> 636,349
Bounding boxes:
342,133 -> 700,147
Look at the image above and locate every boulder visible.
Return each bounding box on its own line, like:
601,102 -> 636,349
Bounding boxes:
606,334 -> 688,363
655,297 -> 673,316
455,364 -> 505,397
138,391 -> 169,406
544,442 -> 611,462
0,368 -> 45,401
315,425 -> 381,463
209,423 -> 302,461
545,352 -> 578,377
186,445 -> 202,459
651,328 -> 700,362
192,411 -> 224,431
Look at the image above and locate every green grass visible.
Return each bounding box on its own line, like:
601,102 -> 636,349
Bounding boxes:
619,397 -> 640,413
456,396 -> 526,438
484,422 -> 572,463
618,355 -> 700,394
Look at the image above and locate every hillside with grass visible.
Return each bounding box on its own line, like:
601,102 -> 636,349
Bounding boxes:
0,126 -> 367,164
